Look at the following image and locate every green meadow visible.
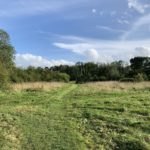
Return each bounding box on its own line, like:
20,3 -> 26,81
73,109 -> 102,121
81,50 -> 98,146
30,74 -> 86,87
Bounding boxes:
0,82 -> 150,150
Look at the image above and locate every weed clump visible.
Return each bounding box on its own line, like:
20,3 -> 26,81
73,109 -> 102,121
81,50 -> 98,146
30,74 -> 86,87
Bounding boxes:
114,138 -> 149,150
83,110 -> 92,119
25,88 -> 43,92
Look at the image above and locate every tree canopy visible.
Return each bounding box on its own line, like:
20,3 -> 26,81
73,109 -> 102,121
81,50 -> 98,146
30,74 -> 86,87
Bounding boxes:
0,29 -> 10,44
0,29 -> 15,88
0,29 -> 15,69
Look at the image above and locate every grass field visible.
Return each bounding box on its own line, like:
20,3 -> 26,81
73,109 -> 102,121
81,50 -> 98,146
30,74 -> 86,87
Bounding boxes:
0,82 -> 150,150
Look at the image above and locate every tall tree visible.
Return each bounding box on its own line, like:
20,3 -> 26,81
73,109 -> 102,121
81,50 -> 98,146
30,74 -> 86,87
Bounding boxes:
0,29 -> 15,88
130,57 -> 150,74
0,29 -> 15,70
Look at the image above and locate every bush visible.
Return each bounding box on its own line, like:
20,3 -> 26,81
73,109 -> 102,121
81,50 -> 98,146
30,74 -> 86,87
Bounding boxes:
134,73 -> 147,82
114,138 -> 149,150
56,73 -> 70,82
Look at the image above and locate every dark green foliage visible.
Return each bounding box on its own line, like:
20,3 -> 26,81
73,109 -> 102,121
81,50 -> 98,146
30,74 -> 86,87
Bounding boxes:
50,57 -> 150,83
51,61 -> 129,83
130,57 -> 150,79
10,67 -> 70,83
114,138 -> 149,150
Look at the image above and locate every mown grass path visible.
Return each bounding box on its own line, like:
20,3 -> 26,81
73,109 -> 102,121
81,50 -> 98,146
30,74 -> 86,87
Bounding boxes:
0,84 -> 85,150
0,83 -> 150,150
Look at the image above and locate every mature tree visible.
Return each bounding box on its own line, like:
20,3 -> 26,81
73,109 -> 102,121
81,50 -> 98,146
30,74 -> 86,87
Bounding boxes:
0,29 -> 15,88
0,29 -> 15,70
130,57 -> 150,79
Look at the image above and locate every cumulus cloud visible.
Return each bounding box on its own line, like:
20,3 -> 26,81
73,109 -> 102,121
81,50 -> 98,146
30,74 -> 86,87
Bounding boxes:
84,49 -> 99,61
15,53 -> 74,68
134,47 -> 150,57
128,0 -> 149,14
54,35 -> 150,63
54,42 -> 117,63
54,43 -> 100,62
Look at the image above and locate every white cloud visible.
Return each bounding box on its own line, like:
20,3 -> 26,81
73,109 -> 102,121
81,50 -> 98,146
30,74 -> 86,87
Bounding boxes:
96,25 -> 125,33
54,35 -> 150,63
134,47 -> 150,57
128,0 -> 150,14
83,49 -> 99,61
15,53 -> 74,68
54,43 -> 100,62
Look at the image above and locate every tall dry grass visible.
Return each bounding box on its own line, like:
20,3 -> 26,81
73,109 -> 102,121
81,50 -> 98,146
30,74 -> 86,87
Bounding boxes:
10,82 -> 65,92
82,81 -> 150,92
10,81 -> 150,92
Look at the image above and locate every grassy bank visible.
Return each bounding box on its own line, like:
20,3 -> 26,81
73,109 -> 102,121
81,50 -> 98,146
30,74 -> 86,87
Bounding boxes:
0,82 -> 150,149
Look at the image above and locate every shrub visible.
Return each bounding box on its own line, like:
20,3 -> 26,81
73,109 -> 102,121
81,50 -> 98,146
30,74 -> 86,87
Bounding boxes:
114,138 -> 149,150
82,110 -> 92,119
55,73 -> 70,82
134,73 -> 147,82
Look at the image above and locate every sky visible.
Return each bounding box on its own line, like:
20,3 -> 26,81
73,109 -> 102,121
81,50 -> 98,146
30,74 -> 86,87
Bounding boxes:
0,0 -> 150,67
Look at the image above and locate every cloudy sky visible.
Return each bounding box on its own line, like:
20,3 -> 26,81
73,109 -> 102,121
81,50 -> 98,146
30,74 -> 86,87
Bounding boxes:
1,0 -> 150,67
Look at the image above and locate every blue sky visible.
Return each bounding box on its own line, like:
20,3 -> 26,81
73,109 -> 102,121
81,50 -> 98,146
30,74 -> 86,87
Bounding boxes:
0,0 -> 150,67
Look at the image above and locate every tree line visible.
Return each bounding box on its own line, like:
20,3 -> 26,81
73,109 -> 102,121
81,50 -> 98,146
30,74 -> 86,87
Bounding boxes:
9,57 -> 150,83
0,29 -> 150,89
50,57 -> 150,83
